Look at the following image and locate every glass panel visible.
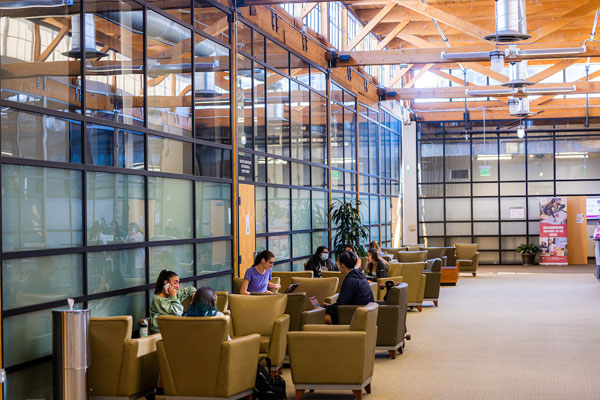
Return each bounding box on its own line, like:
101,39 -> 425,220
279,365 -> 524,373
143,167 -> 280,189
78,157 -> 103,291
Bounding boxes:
312,166 -> 327,189
89,291 -> 146,323
236,55 -> 253,150
529,221 -> 540,235
86,0 -> 144,125
479,251 -> 499,264
473,182 -> 498,196
472,137 -> 498,182
268,235 -> 290,259
256,236 -> 267,252
6,361 -> 52,400
1,108 -> 82,163
528,181 -> 554,196
445,141 -> 470,183
475,236 -> 499,250
369,119 -> 378,175
473,222 -> 499,235
419,199 -> 443,221
345,172 -> 357,192
236,22 -> 252,54
2,165 -> 82,252
360,197 -> 369,225
420,222 -> 444,236
500,198 -> 527,220
267,157 -> 290,185
0,1 -> 81,113
311,91 -> 327,164
501,236 -> 526,251
3,254 -> 82,310
148,177 -> 193,240
266,38 -> 288,72
195,35 -> 231,144
88,249 -> 145,291
557,180 -> 600,195
253,30 -> 265,61
419,184 -> 443,198
556,137 -> 600,179
150,244 -> 194,281
117,129 -> 145,169
148,136 -> 193,175
197,240 -> 232,274
256,186 -> 267,234
331,169 -> 343,191
447,236 -> 472,246
268,187 -> 290,232
196,181 -> 231,238
312,191 -> 328,229
446,183 -> 471,197
194,2 -> 230,43
311,68 -> 326,94
87,172 -> 145,245
292,189 -> 311,230
195,145 -> 232,178
272,262 -> 291,272
290,82 -> 310,161
331,104 -> 344,169
446,198 -> 470,221
528,197 -> 541,220
87,124 -> 115,166
501,251 -> 521,263
147,11 -> 192,137
255,155 -> 267,182
312,231 -> 328,252
422,237 -> 444,247
254,65 -> 267,152
291,162 -> 311,186
200,274 -> 232,292
344,110 -> 356,171
420,141 -> 444,183
501,221 -> 527,234
527,137 -> 554,180
500,138 -> 525,181
473,198 -> 499,220
293,258 -> 309,272
266,70 -> 289,156
446,222 -> 471,236
500,182 -> 526,196
370,195 -> 379,225
290,54 -> 309,84
293,233 -> 311,258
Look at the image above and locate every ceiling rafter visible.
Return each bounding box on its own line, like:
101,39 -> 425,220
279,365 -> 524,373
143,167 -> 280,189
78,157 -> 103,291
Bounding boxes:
374,20 -> 410,50
347,2 -> 396,51
526,0 -> 600,43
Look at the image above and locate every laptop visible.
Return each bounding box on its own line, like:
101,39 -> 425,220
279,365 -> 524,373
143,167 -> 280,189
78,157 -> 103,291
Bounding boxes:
283,283 -> 300,294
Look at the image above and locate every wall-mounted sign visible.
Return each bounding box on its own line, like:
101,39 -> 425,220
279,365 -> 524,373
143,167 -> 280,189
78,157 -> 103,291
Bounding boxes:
479,165 -> 491,177
509,207 -> 525,219
238,154 -> 254,178
331,170 -> 341,180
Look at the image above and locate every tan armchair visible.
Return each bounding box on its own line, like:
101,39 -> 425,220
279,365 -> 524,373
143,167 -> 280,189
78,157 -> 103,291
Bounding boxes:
396,251 -> 428,263
402,244 -> 424,252
337,284 -> 409,359
88,316 -> 161,399
422,247 -> 448,266
375,276 -> 403,300
423,258 -> 442,307
228,294 -> 290,372
215,291 -> 229,313
156,315 -> 260,399
455,244 -> 480,277
322,271 -> 344,292
272,271 -> 313,292
284,292 -> 326,331
388,262 -> 426,311
291,277 -> 339,309
444,246 -> 457,267
287,303 -> 379,400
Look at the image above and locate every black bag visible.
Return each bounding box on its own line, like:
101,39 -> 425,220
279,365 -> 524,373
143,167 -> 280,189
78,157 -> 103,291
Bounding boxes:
383,280 -> 395,302
253,357 -> 287,400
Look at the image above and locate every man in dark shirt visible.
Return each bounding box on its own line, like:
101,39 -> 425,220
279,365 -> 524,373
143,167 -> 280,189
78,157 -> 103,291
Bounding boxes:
325,251 -> 374,324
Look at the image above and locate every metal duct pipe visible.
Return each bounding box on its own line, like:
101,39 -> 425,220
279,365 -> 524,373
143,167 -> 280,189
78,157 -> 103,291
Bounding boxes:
484,0 -> 531,42
508,97 -> 532,117
502,60 -> 533,87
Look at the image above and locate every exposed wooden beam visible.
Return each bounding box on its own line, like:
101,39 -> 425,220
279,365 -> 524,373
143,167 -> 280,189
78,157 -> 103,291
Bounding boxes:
341,6 -> 348,51
405,64 -> 433,89
301,3 -> 318,18
392,0 -> 491,44
464,62 -> 509,83
38,26 -> 69,62
397,33 -> 431,48
531,68 -> 600,106
527,59 -> 579,83
375,20 -> 410,50
527,0 -> 600,43
347,2 -> 396,51
430,69 -> 471,87
387,64 -> 413,87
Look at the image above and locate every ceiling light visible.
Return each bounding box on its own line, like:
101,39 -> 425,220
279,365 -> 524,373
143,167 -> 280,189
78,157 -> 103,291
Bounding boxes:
522,85 -> 576,94
517,125 -> 525,138
466,88 -> 516,96
476,154 -> 513,161
555,152 -> 589,159
490,50 -> 504,72
516,46 -> 586,56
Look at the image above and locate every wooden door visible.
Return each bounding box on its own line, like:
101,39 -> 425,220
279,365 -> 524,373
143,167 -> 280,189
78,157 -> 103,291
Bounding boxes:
238,184 -> 256,278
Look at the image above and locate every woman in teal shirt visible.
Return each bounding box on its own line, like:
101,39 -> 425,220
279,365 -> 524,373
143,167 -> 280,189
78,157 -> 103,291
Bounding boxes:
149,269 -> 196,334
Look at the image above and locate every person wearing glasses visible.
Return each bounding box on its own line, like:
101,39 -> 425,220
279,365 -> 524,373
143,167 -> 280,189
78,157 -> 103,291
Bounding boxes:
240,250 -> 281,295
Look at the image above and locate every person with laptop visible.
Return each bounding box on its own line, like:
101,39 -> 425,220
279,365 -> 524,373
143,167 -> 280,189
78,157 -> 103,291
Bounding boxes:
240,250 -> 281,295
305,246 -> 338,278
323,251 -> 374,324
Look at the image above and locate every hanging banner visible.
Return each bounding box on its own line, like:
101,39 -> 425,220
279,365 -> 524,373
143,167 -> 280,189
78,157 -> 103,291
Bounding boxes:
539,197 -> 568,265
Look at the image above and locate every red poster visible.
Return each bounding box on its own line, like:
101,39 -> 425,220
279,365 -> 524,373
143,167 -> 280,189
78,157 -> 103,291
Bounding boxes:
539,197 -> 568,265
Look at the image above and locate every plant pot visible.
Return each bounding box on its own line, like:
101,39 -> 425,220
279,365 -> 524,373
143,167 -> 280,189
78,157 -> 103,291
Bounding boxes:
521,253 -> 536,266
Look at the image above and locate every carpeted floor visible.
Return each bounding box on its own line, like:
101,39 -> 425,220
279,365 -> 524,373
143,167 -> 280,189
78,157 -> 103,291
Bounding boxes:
283,266 -> 600,399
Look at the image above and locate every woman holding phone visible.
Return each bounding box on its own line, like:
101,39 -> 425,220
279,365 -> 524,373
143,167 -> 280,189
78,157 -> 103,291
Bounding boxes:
149,269 -> 196,334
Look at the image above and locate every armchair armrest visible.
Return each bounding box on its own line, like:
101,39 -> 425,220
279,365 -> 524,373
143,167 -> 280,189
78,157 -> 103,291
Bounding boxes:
217,334 -> 261,398
287,331 -> 366,384
302,324 -> 350,332
473,252 -> 480,268
119,334 -> 161,395
324,293 -> 339,304
300,308 -> 326,327
337,304 -> 361,325
268,314 -> 290,368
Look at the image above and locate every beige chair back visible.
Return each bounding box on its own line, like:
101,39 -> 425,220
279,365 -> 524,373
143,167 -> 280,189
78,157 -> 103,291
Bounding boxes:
292,277 -> 339,310
284,292 -> 308,331
272,271 -> 313,292
215,291 -> 228,312
322,271 -> 344,292
396,263 -> 425,303
423,247 -> 446,260
455,243 -> 479,259
360,257 -> 368,272
349,303 -> 379,379
396,251 -> 427,263
233,277 -> 244,294
229,294 -> 287,337
402,244 -> 424,252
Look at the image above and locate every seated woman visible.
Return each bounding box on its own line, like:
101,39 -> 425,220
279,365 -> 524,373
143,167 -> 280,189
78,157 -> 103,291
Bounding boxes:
183,286 -> 224,317
149,270 -> 196,334
368,240 -> 385,258
240,250 -> 281,295
324,251 -> 374,324
344,244 -> 363,269
365,250 -> 388,282
305,246 -> 338,278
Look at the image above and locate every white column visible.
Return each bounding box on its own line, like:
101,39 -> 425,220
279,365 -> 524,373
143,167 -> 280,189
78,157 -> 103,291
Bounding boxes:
402,122 -> 418,244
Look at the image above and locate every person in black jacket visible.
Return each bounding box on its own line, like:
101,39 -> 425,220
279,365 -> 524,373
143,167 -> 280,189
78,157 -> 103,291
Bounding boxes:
305,246 -> 338,277
324,251 -> 374,324
365,250 -> 387,282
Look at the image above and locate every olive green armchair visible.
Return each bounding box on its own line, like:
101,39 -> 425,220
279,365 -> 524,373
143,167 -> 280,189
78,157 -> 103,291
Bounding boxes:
388,262 -> 426,311
422,247 -> 448,266
272,271 -> 313,293
287,303 -> 379,400
88,316 -> 161,400
228,294 -> 290,372
322,271 -> 344,292
455,243 -> 480,277
423,258 -> 442,307
396,251 -> 428,263
291,277 -> 339,309
156,315 -> 260,399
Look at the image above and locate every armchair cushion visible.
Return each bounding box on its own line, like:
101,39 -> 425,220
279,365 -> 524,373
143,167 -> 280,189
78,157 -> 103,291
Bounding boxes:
292,277 -> 339,310
396,251 -> 428,263
272,271 -> 313,293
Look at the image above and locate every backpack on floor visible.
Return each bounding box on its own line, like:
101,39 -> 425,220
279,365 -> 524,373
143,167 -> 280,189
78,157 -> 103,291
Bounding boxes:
253,356 -> 287,400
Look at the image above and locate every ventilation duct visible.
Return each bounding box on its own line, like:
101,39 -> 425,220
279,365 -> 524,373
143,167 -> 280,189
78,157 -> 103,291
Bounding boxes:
508,97 -> 533,117
484,0 -> 531,42
502,60 -> 533,87
63,13 -> 107,59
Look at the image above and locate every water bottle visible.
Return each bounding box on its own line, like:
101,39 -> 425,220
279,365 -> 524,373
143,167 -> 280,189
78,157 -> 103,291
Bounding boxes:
139,319 -> 148,337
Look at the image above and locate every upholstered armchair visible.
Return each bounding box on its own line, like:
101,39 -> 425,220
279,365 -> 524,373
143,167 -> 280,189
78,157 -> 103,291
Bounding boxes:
422,247 -> 448,266
88,316 -> 161,399
232,276 -> 280,294
402,244 -> 425,252
388,262 -> 426,311
423,258 -> 442,307
215,291 -> 229,313
287,303 -> 379,400
156,315 -> 260,399
228,294 -> 290,372
396,251 -> 428,263
291,277 -> 339,309
455,244 -> 480,277
444,246 -> 457,267
272,271 -> 313,292
337,284 -> 409,359
322,271 -> 344,292
375,276 -> 403,301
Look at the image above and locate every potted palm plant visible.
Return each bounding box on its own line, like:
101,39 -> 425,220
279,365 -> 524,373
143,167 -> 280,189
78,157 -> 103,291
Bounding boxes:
515,243 -> 541,265
329,199 -> 369,258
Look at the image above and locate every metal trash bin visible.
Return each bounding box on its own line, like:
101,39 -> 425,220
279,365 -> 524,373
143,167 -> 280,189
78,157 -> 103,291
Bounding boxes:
52,307 -> 90,400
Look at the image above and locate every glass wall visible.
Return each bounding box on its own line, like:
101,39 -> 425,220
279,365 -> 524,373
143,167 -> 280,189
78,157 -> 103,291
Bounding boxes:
417,118 -> 600,264
0,0 -> 233,397
379,109 -> 402,246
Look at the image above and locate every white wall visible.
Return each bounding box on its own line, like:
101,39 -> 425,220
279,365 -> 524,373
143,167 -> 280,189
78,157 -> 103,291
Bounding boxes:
402,122 -> 418,244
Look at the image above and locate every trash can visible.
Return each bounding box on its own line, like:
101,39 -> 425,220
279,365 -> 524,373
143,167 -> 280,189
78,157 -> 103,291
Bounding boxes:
52,307 -> 90,400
